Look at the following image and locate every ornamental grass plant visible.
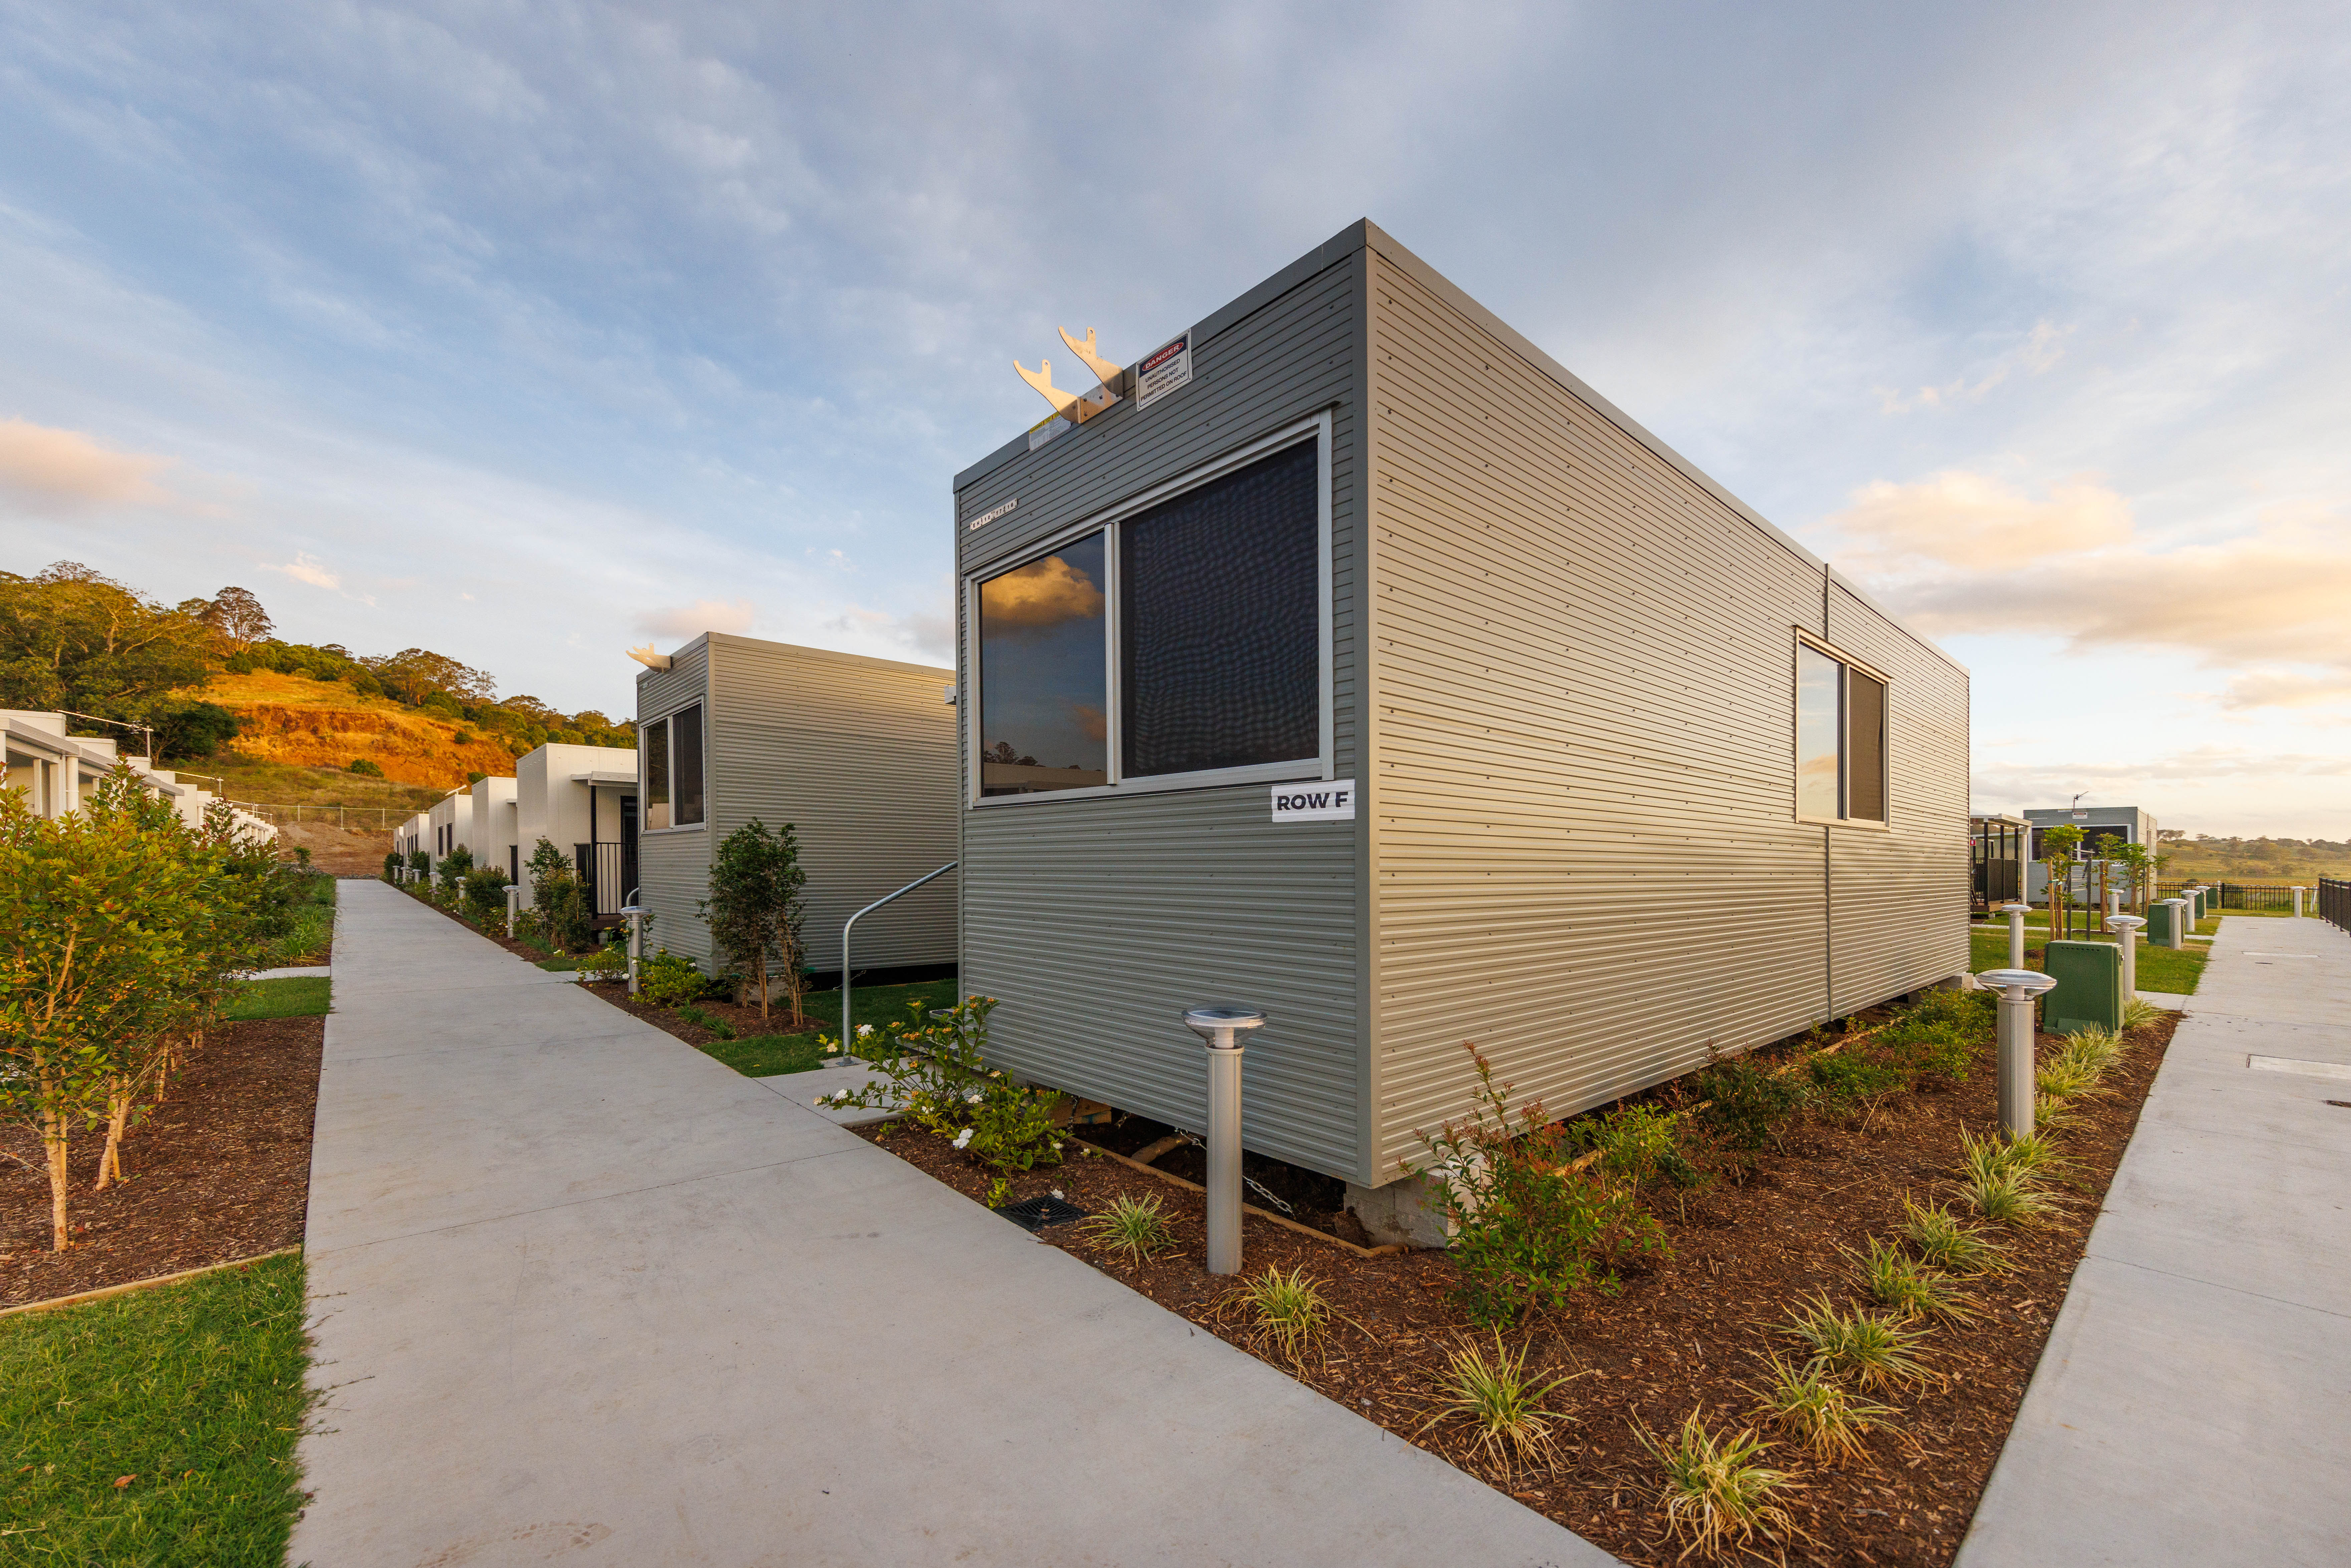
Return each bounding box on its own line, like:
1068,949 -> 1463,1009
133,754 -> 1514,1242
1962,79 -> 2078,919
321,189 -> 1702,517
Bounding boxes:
1420,1333 -> 1581,1471
1637,1410 -> 1802,1560
1780,1293 -> 1936,1391
1746,1353 -> 1896,1467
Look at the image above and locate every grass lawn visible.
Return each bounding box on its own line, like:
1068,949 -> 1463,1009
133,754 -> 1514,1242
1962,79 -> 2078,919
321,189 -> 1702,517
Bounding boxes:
1967,928 -> 2206,993
225,976 -> 331,1021
690,976 -> 961,1077
0,1252 -> 311,1566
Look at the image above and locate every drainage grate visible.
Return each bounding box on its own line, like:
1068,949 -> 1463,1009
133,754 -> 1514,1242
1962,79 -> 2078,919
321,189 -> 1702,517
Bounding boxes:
997,1195 -> 1089,1233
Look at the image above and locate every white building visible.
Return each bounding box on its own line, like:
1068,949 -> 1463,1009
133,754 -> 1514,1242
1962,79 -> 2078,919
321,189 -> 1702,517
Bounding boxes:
515,743 -> 638,923
467,774 -> 520,882
2,709 -> 273,842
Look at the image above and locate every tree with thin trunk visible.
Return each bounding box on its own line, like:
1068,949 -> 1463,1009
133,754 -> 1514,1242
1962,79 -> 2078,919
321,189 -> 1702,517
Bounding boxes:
699,819 -> 808,1020
0,771 -> 209,1249
2041,822 -> 2084,945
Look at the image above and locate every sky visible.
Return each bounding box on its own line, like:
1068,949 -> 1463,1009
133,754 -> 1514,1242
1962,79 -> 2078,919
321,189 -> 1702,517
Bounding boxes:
1,2 -> 2346,835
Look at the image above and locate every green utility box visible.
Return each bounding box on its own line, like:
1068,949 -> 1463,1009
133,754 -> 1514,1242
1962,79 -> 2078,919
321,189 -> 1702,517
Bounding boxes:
2190,887 -> 2210,920
2044,940 -> 2124,1035
2148,901 -> 2181,947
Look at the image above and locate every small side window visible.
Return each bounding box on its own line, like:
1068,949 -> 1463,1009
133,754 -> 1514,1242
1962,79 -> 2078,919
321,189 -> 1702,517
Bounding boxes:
645,717 -> 671,829
672,704 -> 705,827
1795,640 -> 1889,824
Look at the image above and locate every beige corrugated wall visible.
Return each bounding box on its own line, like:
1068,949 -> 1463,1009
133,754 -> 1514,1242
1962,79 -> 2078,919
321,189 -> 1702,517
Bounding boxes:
1363,246 -> 1969,1180
705,635 -> 958,975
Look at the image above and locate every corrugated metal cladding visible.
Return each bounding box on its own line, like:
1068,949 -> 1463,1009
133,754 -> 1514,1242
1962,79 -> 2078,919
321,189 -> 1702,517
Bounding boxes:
637,638 -> 713,966
954,243 -> 1369,1182
1359,235 -> 1970,1181
952,220 -> 1969,1190
1824,580 -> 1970,1015
702,635 -> 957,974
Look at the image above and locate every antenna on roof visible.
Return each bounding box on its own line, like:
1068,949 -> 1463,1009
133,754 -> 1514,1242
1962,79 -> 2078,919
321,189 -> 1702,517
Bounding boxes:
626,645 -> 672,672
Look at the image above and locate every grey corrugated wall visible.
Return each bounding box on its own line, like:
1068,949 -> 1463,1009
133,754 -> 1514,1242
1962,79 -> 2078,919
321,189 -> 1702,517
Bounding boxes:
954,240 -> 1369,1182
703,634 -> 957,976
637,638 -> 713,967
1359,232 -> 1970,1181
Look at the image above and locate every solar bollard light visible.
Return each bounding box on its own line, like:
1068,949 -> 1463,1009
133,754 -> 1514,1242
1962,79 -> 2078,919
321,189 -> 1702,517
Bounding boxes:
2295,885 -> 2306,919
619,904 -> 647,996
505,882 -> 526,940
2106,913 -> 2146,1002
1979,969 -> 2058,1139
2000,902 -> 2032,970
1183,1006 -> 1266,1277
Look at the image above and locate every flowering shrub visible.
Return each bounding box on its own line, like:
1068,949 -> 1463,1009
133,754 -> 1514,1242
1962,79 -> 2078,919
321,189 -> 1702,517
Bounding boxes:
639,948 -> 709,1007
575,938 -> 627,983
820,996 -> 1066,1172
1415,1045 -> 1668,1327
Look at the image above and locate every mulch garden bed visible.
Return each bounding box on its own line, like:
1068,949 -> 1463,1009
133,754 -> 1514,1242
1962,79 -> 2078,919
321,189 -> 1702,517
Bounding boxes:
392,883 -> 822,1047
855,1008 -> 2177,1567
0,1017 -> 323,1308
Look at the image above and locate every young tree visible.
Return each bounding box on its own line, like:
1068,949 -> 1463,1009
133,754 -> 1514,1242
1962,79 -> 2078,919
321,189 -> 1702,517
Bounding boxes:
524,837 -> 595,953
2041,822 -> 2085,943
699,820 -> 808,1019
0,771 -> 213,1248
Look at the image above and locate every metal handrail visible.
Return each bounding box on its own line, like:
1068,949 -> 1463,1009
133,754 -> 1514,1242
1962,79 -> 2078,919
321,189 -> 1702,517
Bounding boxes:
835,862 -> 956,1068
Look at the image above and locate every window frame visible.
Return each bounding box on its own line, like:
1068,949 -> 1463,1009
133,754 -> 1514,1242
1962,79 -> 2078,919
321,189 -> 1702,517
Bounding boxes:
963,410 -> 1336,809
640,699 -> 708,835
1791,631 -> 1892,830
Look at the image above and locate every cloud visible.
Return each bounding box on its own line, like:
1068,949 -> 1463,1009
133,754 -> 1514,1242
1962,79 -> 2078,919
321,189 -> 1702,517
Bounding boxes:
637,598 -> 757,638
1893,529 -> 2351,679
1072,702 -> 1106,742
978,552 -> 1103,630
0,418 -> 176,514
268,552 -> 342,591
1874,321 -> 2072,414
1827,473 -> 2351,712
1824,471 -> 2131,569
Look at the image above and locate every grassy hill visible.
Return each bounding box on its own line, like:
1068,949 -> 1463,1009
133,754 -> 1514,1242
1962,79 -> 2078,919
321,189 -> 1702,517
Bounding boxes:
2162,837 -> 2351,882
183,671 -> 538,792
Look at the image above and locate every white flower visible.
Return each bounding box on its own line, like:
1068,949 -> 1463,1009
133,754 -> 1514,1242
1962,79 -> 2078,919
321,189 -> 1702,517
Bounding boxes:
965,1090 -> 983,1104
857,1024 -> 874,1037
952,1128 -> 974,1150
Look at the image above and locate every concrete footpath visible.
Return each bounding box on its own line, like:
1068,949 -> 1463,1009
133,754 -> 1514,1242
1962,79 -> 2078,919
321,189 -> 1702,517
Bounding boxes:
292,880 -> 1612,1566
1957,915 -> 2351,1567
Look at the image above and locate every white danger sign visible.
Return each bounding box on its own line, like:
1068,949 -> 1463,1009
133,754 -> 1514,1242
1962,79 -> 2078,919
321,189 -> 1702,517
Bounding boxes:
1135,330 -> 1193,409
1270,779 -> 1356,822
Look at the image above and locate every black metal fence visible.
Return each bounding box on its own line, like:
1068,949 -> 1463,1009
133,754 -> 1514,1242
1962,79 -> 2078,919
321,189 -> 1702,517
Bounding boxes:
2322,878 -> 2350,934
574,840 -> 636,920
2158,880 -> 2309,912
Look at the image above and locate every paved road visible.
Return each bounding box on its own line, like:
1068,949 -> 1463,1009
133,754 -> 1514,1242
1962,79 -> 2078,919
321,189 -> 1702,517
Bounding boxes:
292,880 -> 1613,1567
1956,915 -> 2351,1567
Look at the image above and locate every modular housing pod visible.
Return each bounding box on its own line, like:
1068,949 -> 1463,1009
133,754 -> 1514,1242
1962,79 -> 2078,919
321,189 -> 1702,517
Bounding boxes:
951,220 -> 1970,1219
634,633 -> 959,979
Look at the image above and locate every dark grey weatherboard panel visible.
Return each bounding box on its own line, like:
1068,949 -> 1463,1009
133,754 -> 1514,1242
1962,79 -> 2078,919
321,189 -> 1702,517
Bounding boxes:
955,248 -> 1369,1183
704,635 -> 957,975
637,639 -> 714,967
1361,241 -> 1970,1180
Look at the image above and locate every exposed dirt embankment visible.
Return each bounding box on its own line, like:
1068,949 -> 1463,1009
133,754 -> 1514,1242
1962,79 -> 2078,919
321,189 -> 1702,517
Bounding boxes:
228,703 -> 517,786
275,819 -> 396,876
187,672 -> 518,789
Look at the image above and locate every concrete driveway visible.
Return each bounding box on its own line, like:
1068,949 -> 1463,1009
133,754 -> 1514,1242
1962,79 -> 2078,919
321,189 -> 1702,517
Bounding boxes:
292,879 -> 1614,1567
